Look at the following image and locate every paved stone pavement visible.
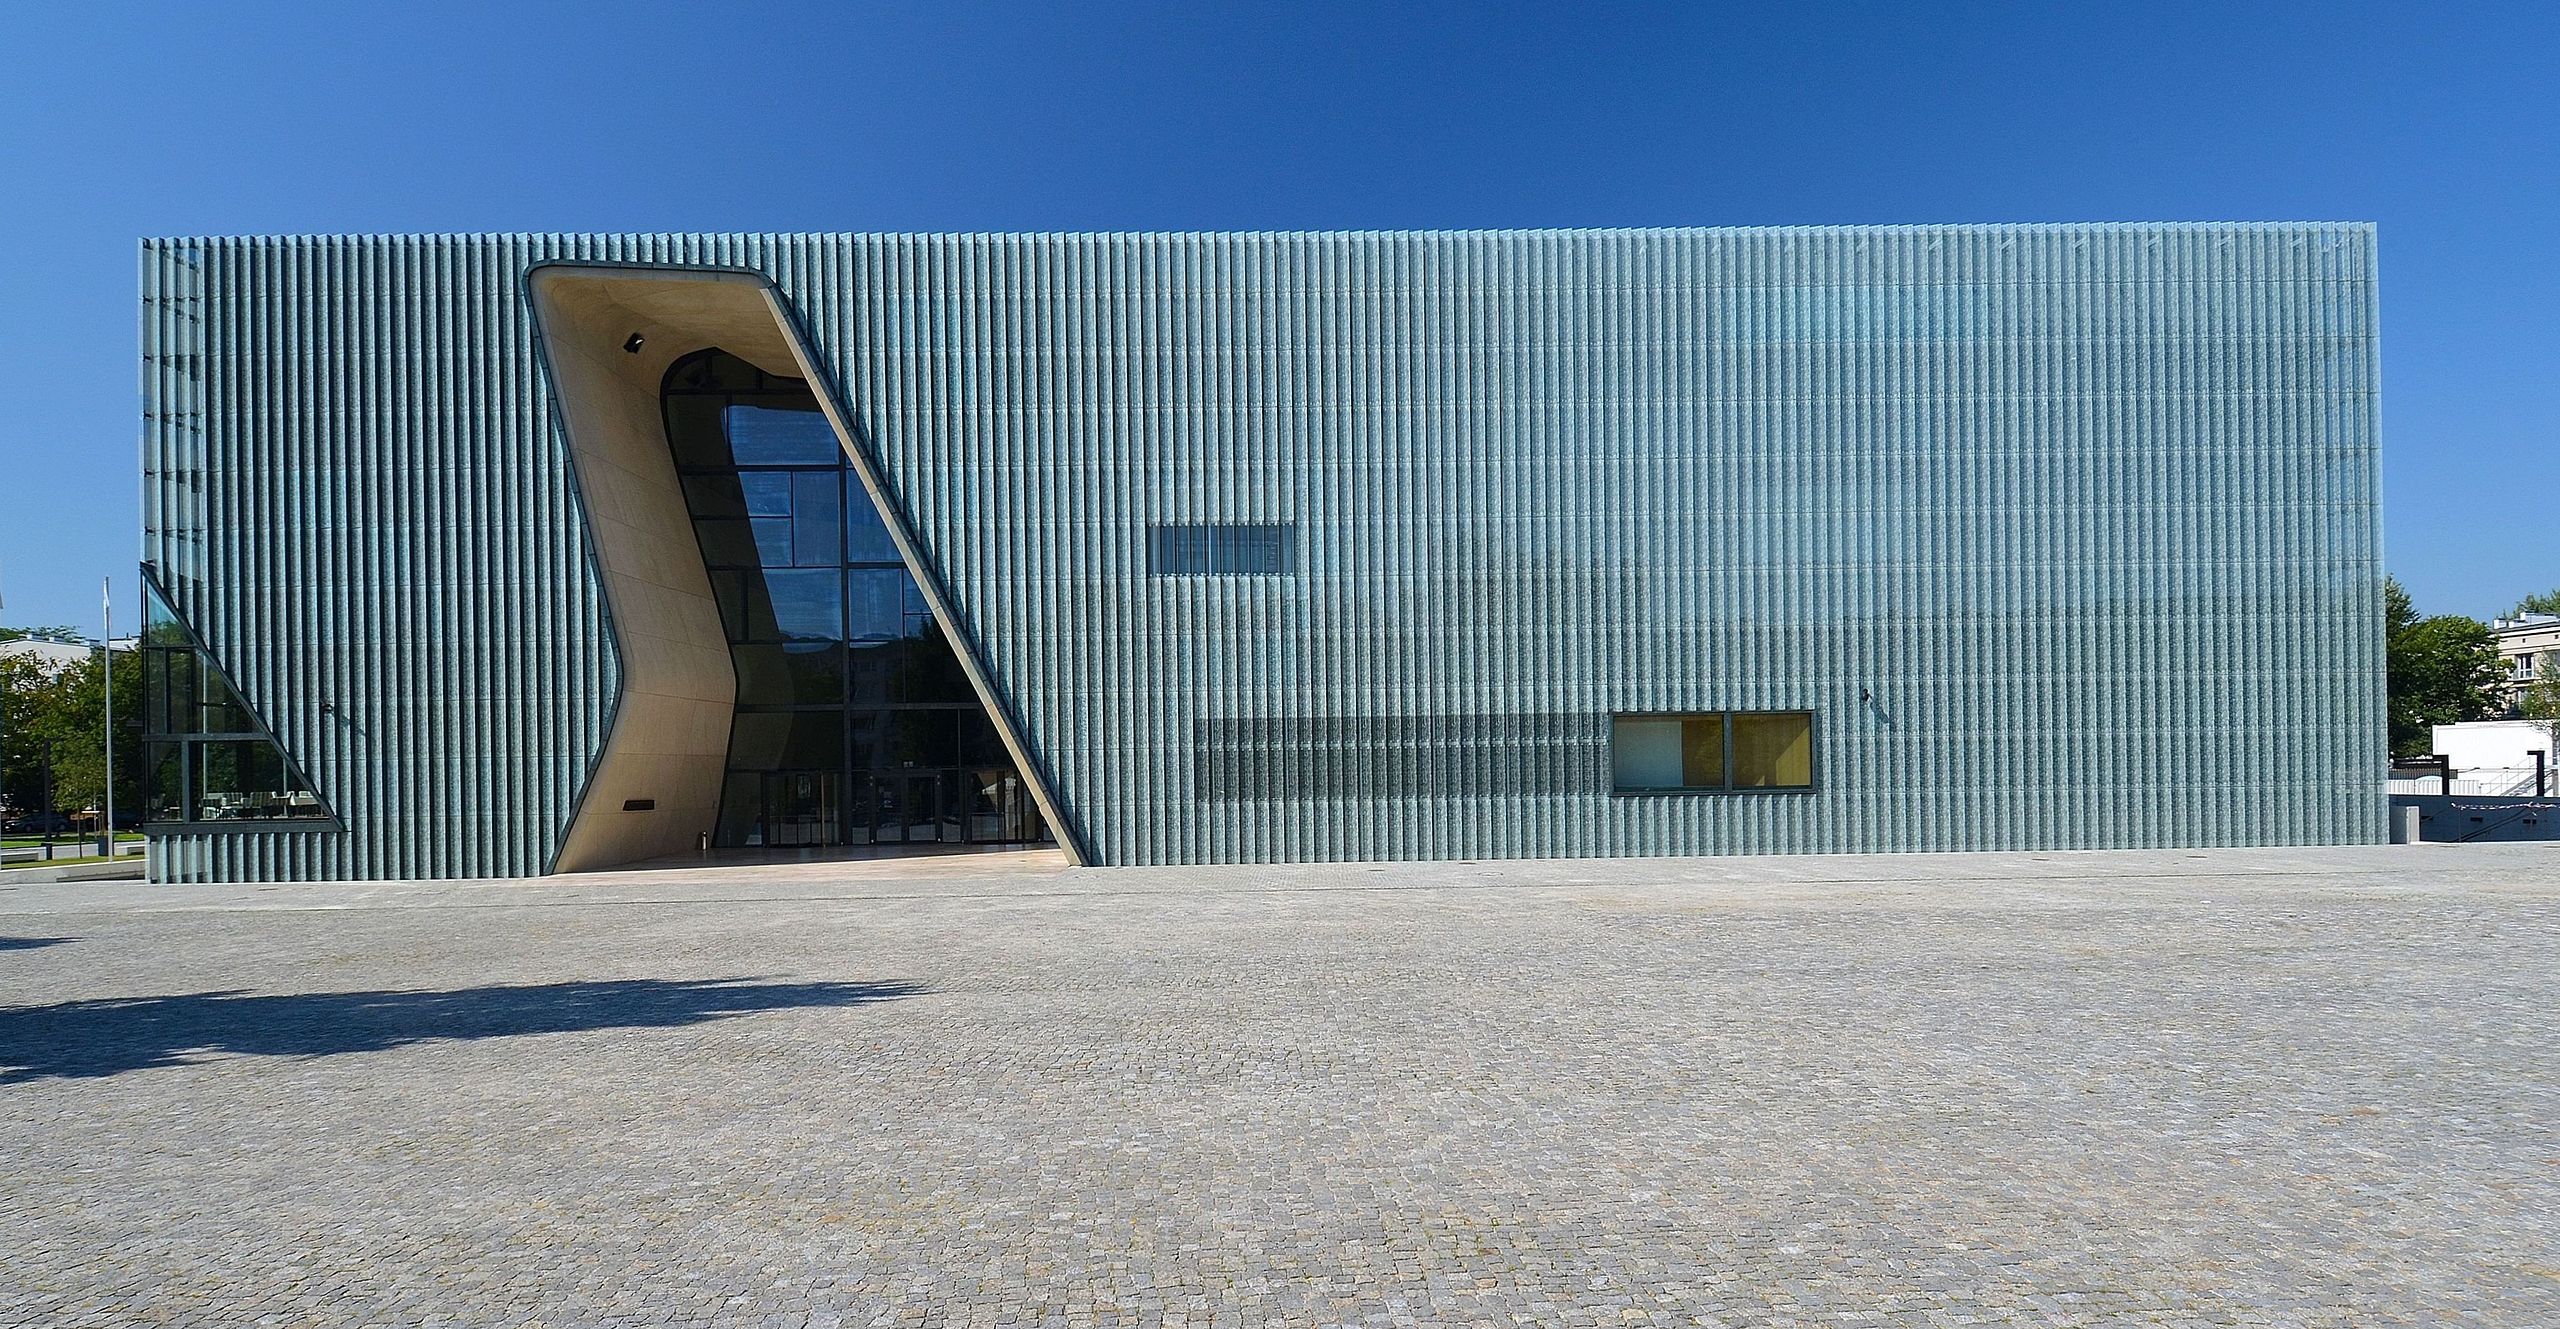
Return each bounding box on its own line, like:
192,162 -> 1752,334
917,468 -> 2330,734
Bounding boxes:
3,843 -> 2557,1327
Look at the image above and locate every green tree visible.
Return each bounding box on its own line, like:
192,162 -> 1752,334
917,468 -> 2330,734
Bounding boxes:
0,647 -> 142,823
1,650 -> 54,816
2522,675 -> 2560,776
2512,589 -> 2560,617
2385,577 -> 2507,757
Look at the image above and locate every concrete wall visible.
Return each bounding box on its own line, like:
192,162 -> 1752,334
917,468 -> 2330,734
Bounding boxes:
2393,795 -> 2560,842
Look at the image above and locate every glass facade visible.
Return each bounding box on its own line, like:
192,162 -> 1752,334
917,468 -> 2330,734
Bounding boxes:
663,349 -> 1049,850
138,576 -> 331,825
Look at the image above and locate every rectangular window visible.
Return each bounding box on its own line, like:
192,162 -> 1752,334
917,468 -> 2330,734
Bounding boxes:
1147,523 -> 1297,576
1611,712 -> 1814,793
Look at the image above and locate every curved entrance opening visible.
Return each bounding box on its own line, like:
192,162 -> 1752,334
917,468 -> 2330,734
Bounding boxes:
662,349 -> 1050,850
528,264 -> 1080,872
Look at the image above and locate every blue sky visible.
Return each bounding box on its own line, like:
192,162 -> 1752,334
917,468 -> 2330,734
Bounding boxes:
3,1 -> 2552,635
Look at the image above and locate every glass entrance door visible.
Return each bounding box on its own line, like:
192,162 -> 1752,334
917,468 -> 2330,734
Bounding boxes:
871,773 -> 943,844
764,772 -> 841,846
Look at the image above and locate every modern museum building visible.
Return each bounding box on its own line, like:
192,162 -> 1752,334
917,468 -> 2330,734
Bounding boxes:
135,224 -> 2384,882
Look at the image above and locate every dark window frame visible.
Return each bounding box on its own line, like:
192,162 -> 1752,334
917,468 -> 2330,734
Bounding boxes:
1146,523 -> 1298,577
1608,710 -> 1819,796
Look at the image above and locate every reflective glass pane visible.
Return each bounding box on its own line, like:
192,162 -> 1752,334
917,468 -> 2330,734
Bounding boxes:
694,519 -> 760,568
1611,717 -> 1685,791
143,741 -> 184,822
764,771 -> 841,846
715,777 -> 765,847
660,348 -> 1048,852
739,471 -> 793,516
793,472 -> 841,567
709,570 -> 774,641
726,711 -> 844,772
959,710 -> 1009,767
725,404 -> 839,464
680,473 -> 748,519
846,492 -> 901,563
136,578 -> 328,824
845,642 -> 897,706
148,647 -> 194,733
847,710 -> 885,770
751,518 -> 795,567
895,620 -> 977,704
733,642 -> 845,706
761,569 -> 842,642
900,576 -> 933,641
881,710 -> 959,768
665,396 -> 733,468
195,665 -> 255,735
1731,712 -> 1814,789
847,570 -> 904,641
191,740 -> 323,821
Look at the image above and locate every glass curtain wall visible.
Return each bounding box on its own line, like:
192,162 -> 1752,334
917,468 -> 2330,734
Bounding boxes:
137,575 -> 332,825
662,349 -> 1048,850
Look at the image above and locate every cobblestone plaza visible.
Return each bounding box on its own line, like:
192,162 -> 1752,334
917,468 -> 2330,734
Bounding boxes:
4,844 -> 2554,1326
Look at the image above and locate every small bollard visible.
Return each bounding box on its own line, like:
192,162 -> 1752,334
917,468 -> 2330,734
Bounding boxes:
698,830 -> 711,861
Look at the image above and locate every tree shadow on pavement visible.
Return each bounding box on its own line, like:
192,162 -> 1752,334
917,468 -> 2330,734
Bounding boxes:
0,977 -> 923,1083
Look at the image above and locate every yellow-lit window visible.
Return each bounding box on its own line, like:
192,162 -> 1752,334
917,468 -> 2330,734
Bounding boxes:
1730,712 -> 1814,789
1611,711 -> 1814,793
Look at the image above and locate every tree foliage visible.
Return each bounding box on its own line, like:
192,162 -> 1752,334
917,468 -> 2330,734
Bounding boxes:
2512,588 -> 2560,617
2385,577 -> 2507,757
1,646 -> 143,821
2522,675 -> 2560,758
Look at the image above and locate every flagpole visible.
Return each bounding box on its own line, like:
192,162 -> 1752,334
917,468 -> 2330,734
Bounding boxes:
100,576 -> 115,858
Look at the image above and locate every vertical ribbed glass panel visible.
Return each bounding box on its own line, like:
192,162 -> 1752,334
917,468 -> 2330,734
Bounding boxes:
139,224 -> 2384,878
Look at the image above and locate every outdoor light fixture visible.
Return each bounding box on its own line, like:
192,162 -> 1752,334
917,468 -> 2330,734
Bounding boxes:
623,332 -> 645,353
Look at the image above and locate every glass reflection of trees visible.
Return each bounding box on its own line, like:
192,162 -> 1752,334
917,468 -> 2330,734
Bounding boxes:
137,574 -> 332,825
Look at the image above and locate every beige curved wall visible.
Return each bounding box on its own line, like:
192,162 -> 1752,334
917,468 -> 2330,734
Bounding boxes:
532,270 -> 796,872
533,266 -> 1080,872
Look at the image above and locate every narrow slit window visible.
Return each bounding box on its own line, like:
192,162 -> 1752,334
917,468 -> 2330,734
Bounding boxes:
1147,523 -> 1296,576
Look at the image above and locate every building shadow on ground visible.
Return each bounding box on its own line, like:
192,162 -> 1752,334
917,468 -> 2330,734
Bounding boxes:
0,937 -> 74,951
0,977 -> 922,1083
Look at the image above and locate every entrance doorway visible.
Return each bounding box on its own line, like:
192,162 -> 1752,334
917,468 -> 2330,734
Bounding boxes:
663,348 -> 1054,856
761,772 -> 843,847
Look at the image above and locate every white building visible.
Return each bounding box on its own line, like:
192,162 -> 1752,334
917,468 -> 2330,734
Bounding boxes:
2494,613 -> 2560,712
0,636 -> 135,671
2410,719 -> 2559,797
